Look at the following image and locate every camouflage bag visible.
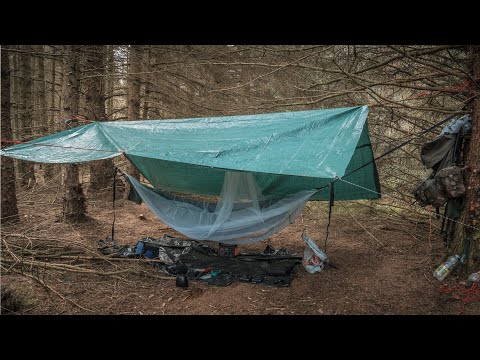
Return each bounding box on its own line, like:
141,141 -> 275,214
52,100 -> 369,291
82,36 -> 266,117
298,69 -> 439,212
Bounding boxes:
435,165 -> 466,198
414,178 -> 448,208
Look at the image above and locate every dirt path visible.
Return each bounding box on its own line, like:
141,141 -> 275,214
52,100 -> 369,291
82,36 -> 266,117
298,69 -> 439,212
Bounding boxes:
1,187 -> 479,315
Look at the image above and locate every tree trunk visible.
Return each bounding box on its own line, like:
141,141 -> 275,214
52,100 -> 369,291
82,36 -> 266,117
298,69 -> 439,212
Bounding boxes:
85,45 -> 114,191
142,83 -> 151,119
43,46 -> 57,179
106,45 -> 115,118
35,45 -> 48,137
11,47 -> 18,140
126,45 -> 141,179
78,50 -> 87,117
1,47 -> 20,223
57,47 -> 65,134
142,47 -> 151,119
35,45 -> 48,180
17,45 -> 36,188
452,46 -> 480,271
62,45 -> 87,223
11,47 -> 21,182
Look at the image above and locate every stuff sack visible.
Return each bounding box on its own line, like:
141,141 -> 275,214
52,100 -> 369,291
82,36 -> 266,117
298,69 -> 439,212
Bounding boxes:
440,114 -> 472,136
420,135 -> 456,171
302,231 -> 328,274
414,178 -> 448,208
435,165 -> 466,198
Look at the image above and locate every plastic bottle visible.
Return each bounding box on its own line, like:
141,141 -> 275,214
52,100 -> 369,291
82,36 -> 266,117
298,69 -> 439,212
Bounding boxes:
433,255 -> 460,281
466,271 -> 480,288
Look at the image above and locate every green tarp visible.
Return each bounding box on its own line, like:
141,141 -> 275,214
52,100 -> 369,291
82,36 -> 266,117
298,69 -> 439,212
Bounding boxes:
0,106 -> 380,200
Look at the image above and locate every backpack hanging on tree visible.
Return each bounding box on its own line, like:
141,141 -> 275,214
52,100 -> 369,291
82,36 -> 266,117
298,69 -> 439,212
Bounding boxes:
420,134 -> 456,171
414,178 -> 449,208
434,165 -> 466,198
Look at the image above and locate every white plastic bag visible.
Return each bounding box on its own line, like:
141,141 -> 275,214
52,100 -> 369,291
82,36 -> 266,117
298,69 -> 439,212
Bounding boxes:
302,231 -> 328,274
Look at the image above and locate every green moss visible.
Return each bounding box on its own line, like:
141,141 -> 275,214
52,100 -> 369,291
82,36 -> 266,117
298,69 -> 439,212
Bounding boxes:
1,284 -> 38,314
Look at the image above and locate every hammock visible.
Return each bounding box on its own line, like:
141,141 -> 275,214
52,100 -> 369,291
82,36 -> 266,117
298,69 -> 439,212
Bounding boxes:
126,172 -> 317,244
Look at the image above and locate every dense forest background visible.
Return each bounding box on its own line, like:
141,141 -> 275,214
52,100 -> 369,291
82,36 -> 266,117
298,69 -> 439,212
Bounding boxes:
1,45 -> 479,258
1,45 -> 480,315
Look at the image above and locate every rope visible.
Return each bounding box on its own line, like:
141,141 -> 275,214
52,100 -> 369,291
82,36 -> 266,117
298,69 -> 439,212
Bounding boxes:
1,110 -> 464,160
3,103 -> 475,241
334,176 -> 480,233
1,140 -> 23,144
32,143 -> 122,153
1,113 -> 96,146
110,166 -> 117,247
1,140 -> 124,154
1,116 -> 96,145
367,79 -> 470,107
324,182 -> 334,252
343,113 -> 460,179
439,282 -> 480,314
67,115 -> 96,123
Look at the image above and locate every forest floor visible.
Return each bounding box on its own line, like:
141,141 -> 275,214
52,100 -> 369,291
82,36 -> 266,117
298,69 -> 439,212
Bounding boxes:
2,175 -> 480,315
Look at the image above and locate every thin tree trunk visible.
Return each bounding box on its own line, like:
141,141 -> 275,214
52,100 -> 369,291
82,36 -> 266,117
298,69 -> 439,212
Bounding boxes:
1,47 -> 20,223
62,45 -> 87,223
17,45 -> 36,188
35,45 -> 48,180
43,46 -> 56,179
142,47 -> 151,119
78,50 -> 87,117
127,45 -> 142,119
452,46 -> 480,271
85,45 -> 114,191
35,45 -> 48,136
11,46 -> 18,140
106,45 -> 114,118
11,47 -> 20,181
57,47 -> 65,134
126,45 -> 141,179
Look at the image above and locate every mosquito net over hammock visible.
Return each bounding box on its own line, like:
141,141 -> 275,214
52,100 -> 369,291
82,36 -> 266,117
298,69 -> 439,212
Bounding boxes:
125,172 -> 317,244
1,105 -> 381,244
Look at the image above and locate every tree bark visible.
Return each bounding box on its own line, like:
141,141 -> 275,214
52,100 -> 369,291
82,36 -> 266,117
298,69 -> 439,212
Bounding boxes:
11,47 -> 20,181
62,45 -> 87,223
85,45 -> 114,190
1,47 -> 20,223
142,47 -> 152,119
127,45 -> 142,120
126,45 -> 141,179
452,46 -> 480,270
35,45 -> 48,136
43,45 -> 57,179
106,45 -> 115,118
35,45 -> 49,180
17,45 -> 36,188
11,46 -> 18,140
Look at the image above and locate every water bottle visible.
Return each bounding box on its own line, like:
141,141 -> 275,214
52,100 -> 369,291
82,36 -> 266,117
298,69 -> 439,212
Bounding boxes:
466,271 -> 480,288
433,255 -> 460,281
